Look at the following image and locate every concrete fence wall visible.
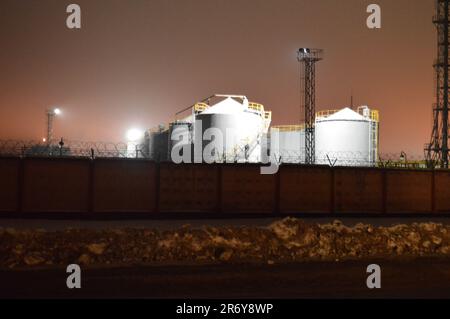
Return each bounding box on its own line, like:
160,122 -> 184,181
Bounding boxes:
0,157 -> 449,215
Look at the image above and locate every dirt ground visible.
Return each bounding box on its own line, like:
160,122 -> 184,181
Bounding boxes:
2,218 -> 450,299
2,218 -> 450,268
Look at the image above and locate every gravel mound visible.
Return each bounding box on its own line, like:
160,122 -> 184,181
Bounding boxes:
1,218 -> 449,268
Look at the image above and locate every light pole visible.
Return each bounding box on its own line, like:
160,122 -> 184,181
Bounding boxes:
297,48 -> 323,164
126,128 -> 144,158
400,151 -> 408,168
46,108 -> 61,144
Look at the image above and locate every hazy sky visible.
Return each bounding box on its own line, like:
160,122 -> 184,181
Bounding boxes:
0,0 -> 435,155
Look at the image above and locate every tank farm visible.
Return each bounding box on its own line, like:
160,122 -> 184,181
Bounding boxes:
2,2 -> 450,300
0,95 -> 448,217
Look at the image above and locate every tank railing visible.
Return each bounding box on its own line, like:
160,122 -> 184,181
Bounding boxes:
315,108 -> 380,122
193,102 -> 210,114
248,102 -> 264,113
357,107 -> 380,122
315,109 -> 339,119
271,124 -> 306,132
176,94 -> 250,119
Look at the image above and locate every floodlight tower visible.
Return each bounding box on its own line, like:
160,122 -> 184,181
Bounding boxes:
46,108 -> 61,144
426,0 -> 450,168
297,48 -> 323,164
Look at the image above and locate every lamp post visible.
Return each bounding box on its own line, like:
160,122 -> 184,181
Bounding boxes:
400,151 -> 408,168
46,108 -> 61,144
297,48 -> 323,164
126,128 -> 144,158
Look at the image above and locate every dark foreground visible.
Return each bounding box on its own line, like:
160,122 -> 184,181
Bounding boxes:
1,258 -> 450,299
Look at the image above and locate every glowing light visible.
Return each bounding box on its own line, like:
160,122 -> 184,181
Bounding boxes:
126,128 -> 144,141
53,108 -> 61,115
42,138 -> 46,142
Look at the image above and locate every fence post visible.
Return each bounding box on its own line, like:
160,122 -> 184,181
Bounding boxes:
155,162 -> 160,214
382,169 -> 388,214
88,159 -> 94,213
330,167 -> 335,214
274,166 -> 281,215
217,164 -> 223,214
17,158 -> 24,214
431,169 -> 436,214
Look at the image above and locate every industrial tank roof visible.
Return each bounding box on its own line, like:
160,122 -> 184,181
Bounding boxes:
319,107 -> 367,121
201,97 -> 245,115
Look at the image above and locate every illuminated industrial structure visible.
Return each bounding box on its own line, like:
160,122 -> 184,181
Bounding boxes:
270,106 -> 380,166
45,108 -> 61,145
145,94 -> 272,163
141,94 -> 379,167
298,48 -> 323,164
426,0 -> 450,168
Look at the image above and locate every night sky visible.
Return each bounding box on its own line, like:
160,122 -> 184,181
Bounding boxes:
0,0 -> 435,155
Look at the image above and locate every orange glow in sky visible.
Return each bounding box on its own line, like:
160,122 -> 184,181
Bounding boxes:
0,0 -> 436,156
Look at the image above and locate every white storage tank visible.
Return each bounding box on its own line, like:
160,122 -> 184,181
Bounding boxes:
270,126 -> 305,163
315,107 -> 379,166
193,96 -> 269,163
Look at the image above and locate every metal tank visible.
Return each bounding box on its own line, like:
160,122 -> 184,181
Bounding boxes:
315,107 -> 378,166
147,125 -> 170,162
269,126 -> 305,163
168,121 -> 192,163
193,96 -> 268,163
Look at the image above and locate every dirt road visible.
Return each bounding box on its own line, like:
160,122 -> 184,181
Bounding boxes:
1,258 -> 449,299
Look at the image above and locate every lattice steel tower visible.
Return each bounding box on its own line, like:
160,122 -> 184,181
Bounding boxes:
298,48 -> 323,164
426,0 -> 450,168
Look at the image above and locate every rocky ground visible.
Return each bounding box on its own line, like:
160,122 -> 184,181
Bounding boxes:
1,218 -> 450,269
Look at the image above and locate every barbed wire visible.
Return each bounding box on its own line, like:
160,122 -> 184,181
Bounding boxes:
0,139 -> 433,169
0,139 -> 132,158
271,150 -> 429,168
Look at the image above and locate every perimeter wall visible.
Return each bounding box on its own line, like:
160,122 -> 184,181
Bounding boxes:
0,157 -> 448,215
